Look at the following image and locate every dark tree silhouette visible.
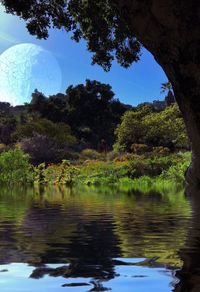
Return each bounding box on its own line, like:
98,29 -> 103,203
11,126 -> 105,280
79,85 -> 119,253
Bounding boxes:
161,82 -> 175,107
28,80 -> 129,149
1,0 -> 200,183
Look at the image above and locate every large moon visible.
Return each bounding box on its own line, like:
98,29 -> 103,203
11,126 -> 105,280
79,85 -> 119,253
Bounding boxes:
0,43 -> 62,105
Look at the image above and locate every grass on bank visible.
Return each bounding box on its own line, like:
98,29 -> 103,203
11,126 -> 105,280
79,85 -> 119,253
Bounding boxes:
0,148 -> 191,190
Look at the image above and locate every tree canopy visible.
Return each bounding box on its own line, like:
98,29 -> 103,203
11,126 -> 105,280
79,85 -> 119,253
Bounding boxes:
2,0 -> 200,182
1,0 -> 141,71
28,80 -> 130,148
12,117 -> 76,147
115,104 -> 189,151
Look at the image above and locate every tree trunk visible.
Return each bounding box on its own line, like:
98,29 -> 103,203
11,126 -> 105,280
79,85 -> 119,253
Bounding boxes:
173,79 -> 200,186
159,60 -> 200,185
116,1 -> 200,185
148,53 -> 200,186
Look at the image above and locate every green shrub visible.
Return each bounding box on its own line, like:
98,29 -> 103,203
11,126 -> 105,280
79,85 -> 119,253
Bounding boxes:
81,149 -> 102,160
128,155 -> 176,178
131,143 -> 151,154
0,143 -> 7,154
55,160 -> 80,186
0,149 -> 33,183
114,153 -> 141,162
152,146 -> 170,155
128,160 -> 152,178
115,104 -> 189,151
106,151 -> 120,161
34,163 -> 46,184
159,160 -> 190,183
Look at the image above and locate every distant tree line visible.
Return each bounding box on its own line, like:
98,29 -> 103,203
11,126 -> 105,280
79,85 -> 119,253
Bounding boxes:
0,79 -> 188,164
27,79 -> 131,150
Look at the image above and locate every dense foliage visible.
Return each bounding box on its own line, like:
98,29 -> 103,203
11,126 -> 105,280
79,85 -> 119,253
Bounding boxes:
12,117 -> 76,146
0,78 -> 189,165
4,0 -> 200,187
28,80 -> 130,149
0,149 -> 33,183
114,104 -> 189,151
0,111 -> 16,144
0,148 -> 190,188
0,79 -> 191,186
0,0 -> 141,71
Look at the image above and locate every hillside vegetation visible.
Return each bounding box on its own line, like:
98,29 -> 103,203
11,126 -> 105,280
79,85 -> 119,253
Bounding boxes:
0,80 -> 190,187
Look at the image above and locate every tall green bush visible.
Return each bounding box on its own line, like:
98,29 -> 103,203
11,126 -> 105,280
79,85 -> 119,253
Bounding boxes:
115,104 -> 189,151
0,149 -> 33,183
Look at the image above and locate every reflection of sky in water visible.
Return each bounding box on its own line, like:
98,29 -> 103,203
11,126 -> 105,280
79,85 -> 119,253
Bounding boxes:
0,187 -> 192,292
0,262 -> 174,292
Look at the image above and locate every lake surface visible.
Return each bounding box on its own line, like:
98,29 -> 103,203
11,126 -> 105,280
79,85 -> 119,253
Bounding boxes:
0,185 -> 198,292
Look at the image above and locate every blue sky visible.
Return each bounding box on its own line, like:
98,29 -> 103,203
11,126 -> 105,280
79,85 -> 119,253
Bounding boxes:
0,4 -> 167,106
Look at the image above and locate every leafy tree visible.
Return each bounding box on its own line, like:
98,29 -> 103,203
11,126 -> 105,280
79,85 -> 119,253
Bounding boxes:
0,102 -> 11,113
28,80 -> 130,149
28,90 -> 48,114
2,0 -> 199,181
114,110 -> 146,151
0,149 -> 33,183
161,82 -> 175,106
160,82 -> 173,95
21,133 -> 60,164
0,0 -> 141,71
115,104 -> 189,151
12,117 -> 76,147
65,79 -> 129,147
0,112 -> 16,144
114,104 -> 153,150
28,90 -> 68,123
143,105 -> 188,149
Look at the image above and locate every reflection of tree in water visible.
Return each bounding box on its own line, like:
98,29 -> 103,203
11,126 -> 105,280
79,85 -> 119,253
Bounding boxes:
0,219 -> 19,264
27,206 -> 121,290
0,186 -> 193,291
174,187 -> 200,292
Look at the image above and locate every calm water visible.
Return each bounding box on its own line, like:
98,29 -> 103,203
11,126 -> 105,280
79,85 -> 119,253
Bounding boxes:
0,185 -> 199,292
